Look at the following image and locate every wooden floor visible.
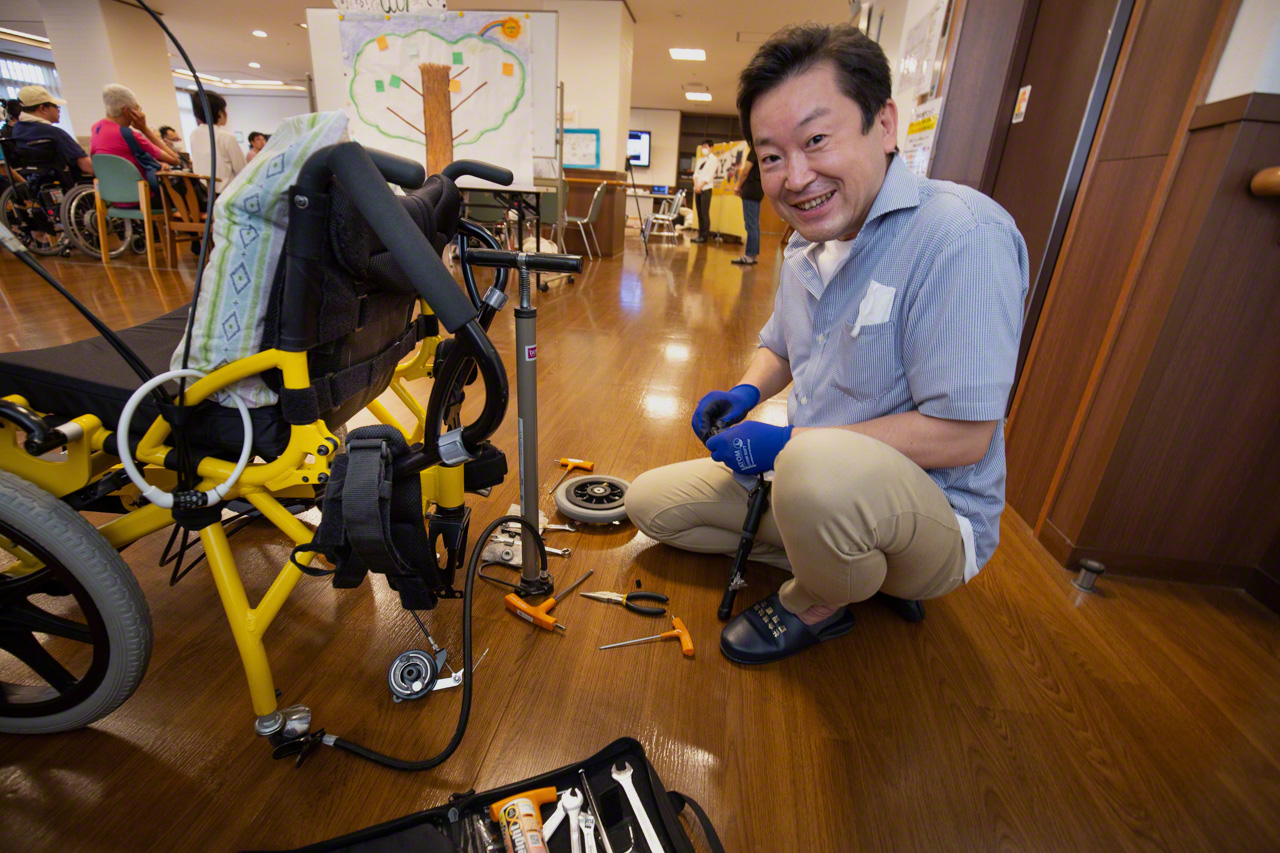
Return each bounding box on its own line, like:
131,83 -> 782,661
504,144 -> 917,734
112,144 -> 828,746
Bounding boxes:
1,236 -> 1279,852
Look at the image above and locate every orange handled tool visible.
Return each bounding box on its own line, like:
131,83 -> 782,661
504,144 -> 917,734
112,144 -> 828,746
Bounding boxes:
598,615 -> 695,657
548,457 -> 595,494
490,786 -> 558,853
504,570 -> 593,632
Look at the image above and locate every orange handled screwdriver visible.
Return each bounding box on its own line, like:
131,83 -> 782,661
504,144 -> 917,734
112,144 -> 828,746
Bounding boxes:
599,615 -> 695,657
504,569 -> 593,632
548,457 -> 595,494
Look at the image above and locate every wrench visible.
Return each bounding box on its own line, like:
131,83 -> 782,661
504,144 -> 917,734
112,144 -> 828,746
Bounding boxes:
542,787 -> 583,841
611,762 -> 665,853
543,523 -> 578,533
579,812 -> 598,853
566,790 -> 583,853
545,545 -> 572,558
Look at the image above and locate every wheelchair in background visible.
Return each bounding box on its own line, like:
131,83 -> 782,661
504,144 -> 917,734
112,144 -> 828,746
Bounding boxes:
0,141 -> 547,751
0,137 -> 134,259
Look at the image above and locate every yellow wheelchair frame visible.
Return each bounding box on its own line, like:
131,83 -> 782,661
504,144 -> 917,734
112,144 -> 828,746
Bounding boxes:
0,299 -> 458,721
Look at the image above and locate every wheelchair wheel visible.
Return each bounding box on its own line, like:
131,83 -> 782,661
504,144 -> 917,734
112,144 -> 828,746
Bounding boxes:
61,183 -> 132,259
0,185 -> 69,256
0,470 -> 152,733
554,475 -> 631,524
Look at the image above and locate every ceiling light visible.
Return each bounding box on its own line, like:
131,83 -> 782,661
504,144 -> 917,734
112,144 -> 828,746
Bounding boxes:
685,92 -> 712,101
252,30 -> 268,38
669,48 -> 705,61
248,62 -> 261,68
298,23 -> 308,29
0,26 -> 50,47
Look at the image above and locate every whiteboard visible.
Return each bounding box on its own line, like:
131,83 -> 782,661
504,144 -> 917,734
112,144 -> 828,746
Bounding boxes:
307,8 -> 558,189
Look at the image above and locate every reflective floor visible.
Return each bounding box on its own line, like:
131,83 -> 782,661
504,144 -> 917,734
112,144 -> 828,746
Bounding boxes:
0,232 -> 1278,851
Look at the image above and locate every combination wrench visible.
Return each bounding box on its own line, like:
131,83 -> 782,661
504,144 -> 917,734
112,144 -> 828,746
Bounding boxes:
611,762 -> 665,853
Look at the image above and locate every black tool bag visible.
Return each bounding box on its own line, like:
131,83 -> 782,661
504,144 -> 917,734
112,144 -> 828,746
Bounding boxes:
258,738 -> 724,853
303,424 -> 444,611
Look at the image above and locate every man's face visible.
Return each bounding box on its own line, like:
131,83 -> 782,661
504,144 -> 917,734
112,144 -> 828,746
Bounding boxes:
751,62 -> 897,243
162,131 -> 179,145
34,102 -> 61,122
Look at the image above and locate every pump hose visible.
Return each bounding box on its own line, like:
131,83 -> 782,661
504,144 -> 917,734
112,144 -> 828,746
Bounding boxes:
323,514 -> 546,771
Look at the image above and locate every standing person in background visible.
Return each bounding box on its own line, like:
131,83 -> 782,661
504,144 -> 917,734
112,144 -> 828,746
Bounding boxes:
732,146 -> 763,265
245,131 -> 269,162
188,91 -> 244,194
691,139 -> 718,244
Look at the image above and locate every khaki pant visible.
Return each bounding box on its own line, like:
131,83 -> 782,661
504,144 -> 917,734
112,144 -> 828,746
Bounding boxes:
626,429 -> 967,614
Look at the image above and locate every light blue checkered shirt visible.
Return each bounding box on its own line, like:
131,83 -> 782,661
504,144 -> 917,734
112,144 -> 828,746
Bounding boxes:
759,154 -> 1029,570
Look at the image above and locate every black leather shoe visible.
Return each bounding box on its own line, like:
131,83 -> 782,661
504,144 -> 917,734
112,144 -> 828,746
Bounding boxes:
874,592 -> 926,623
720,593 -> 856,665
690,236 -> 708,243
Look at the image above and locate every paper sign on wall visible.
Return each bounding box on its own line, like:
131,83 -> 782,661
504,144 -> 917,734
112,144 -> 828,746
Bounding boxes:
1012,85 -> 1031,124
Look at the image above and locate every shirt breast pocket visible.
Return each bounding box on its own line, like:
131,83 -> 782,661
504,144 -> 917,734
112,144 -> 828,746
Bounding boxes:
833,320 -> 899,402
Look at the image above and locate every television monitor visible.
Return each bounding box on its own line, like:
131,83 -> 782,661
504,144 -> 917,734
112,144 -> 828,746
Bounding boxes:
627,130 -> 651,168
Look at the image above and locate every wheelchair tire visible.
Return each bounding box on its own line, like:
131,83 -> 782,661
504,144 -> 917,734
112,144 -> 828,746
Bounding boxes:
0,470 -> 152,733
61,183 -> 132,259
0,185 -> 69,256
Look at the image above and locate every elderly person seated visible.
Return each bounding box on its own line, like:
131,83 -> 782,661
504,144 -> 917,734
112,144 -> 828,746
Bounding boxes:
90,84 -> 181,174
11,85 -> 93,178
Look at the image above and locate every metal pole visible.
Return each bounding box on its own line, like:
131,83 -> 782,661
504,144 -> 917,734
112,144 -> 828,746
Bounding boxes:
514,257 -> 547,591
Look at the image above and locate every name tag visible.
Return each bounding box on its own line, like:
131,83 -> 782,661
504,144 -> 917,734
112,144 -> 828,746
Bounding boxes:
850,281 -> 896,338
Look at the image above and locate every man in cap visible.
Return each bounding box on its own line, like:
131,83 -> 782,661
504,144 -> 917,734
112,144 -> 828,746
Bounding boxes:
12,84 -> 93,178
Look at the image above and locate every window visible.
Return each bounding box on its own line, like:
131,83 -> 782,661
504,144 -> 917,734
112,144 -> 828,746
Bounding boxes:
0,53 -> 76,136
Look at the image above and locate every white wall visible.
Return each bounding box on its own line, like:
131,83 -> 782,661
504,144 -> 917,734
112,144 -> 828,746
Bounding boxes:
628,107 -> 680,186
544,0 -> 633,171
1206,0 -> 1280,103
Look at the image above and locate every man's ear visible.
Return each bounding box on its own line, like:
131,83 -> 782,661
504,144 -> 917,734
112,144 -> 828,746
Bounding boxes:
878,100 -> 898,154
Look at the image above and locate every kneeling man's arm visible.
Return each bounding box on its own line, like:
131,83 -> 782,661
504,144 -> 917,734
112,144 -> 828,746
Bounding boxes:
796,413 -> 996,470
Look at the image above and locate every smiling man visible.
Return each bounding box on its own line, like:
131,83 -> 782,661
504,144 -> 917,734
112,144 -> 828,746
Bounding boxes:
627,23 -> 1029,664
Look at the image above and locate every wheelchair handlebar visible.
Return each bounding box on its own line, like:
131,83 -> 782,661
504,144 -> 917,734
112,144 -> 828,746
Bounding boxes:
366,149 -> 427,190
442,159 -> 514,187
465,248 -> 584,274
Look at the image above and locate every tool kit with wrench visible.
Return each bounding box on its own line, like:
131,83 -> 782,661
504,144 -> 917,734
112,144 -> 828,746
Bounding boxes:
269,738 -> 723,853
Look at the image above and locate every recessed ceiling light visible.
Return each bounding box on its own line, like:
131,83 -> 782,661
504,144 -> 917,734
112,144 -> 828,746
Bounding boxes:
248,62 -> 261,68
669,48 -> 705,61
298,23 -> 308,29
685,92 -> 712,101
252,30 -> 267,38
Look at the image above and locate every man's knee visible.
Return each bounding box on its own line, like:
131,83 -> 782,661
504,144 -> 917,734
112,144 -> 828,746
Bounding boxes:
773,429 -> 902,517
624,467 -> 676,540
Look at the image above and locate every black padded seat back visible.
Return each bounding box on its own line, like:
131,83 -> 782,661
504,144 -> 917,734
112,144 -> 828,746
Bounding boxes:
262,173 -> 464,428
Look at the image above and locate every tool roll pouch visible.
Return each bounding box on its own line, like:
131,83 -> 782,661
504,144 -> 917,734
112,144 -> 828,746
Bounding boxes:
302,424 -> 444,611
259,737 -> 723,853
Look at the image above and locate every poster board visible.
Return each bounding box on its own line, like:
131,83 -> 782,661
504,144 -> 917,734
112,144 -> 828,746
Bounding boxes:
307,8 -> 558,190
563,129 -> 600,169
696,140 -> 750,194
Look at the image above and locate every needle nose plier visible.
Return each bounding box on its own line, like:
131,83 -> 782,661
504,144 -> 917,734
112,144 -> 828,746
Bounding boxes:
580,590 -> 669,616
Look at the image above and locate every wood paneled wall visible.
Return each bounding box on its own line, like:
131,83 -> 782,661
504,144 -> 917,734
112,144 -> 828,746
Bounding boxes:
1004,0 -> 1280,609
1005,0 -> 1236,527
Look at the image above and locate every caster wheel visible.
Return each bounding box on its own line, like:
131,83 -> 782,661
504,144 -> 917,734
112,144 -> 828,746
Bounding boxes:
387,648 -> 446,703
553,475 -> 631,524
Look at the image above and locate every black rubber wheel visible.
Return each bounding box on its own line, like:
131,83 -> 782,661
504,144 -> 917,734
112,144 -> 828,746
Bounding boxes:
553,475 -> 631,524
61,184 -> 132,259
0,470 -> 152,733
0,185 -> 68,256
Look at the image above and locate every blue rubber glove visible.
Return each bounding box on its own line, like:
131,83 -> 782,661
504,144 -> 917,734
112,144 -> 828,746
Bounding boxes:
691,384 -> 761,442
706,421 -> 794,476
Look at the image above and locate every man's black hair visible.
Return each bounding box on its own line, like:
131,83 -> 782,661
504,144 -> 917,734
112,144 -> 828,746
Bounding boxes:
701,138 -> 713,147
191,91 -> 227,125
248,131 -> 265,143
158,124 -> 175,137
737,23 -> 892,145
4,99 -> 20,121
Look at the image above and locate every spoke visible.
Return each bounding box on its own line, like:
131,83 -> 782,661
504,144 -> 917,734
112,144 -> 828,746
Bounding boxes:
0,601 -> 92,643
0,630 -> 77,692
0,570 -> 64,607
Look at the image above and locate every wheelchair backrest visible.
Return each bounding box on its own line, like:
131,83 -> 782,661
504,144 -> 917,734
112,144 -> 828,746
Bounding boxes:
172,111 -> 464,430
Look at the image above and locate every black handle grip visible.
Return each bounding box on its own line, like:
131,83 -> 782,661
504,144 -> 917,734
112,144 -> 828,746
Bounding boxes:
465,248 -> 584,274
626,602 -> 667,616
367,149 -> 426,190
442,159 -> 514,186
322,143 -> 477,333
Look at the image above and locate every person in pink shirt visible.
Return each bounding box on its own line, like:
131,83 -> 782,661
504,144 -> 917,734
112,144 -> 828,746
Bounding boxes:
89,84 -> 181,175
